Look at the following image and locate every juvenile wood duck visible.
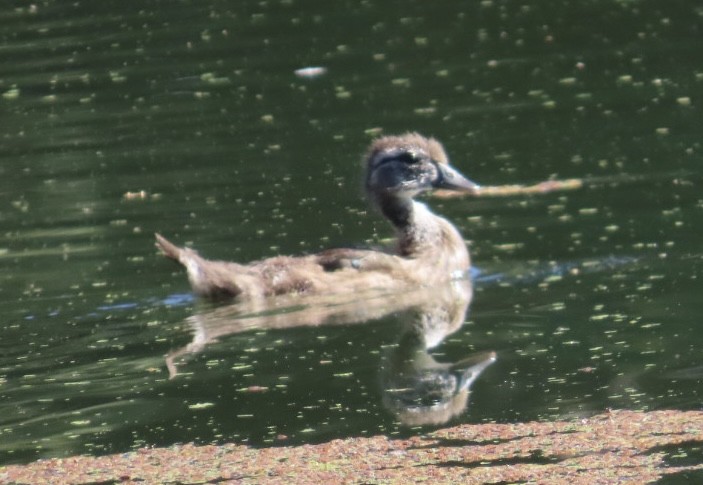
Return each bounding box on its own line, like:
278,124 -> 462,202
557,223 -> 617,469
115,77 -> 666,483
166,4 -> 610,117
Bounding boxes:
156,133 -> 480,300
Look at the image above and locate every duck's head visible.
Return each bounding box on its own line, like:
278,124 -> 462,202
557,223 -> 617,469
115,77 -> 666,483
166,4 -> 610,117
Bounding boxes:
365,133 -> 480,199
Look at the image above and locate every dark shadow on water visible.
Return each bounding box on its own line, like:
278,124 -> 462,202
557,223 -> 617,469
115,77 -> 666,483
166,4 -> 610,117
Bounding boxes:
656,470 -> 703,485
408,436 -> 522,450
407,427 -> 581,451
646,439 -> 703,468
426,451 -> 559,469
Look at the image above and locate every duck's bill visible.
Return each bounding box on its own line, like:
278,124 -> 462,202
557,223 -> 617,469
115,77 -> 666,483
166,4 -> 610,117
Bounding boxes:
433,163 -> 481,194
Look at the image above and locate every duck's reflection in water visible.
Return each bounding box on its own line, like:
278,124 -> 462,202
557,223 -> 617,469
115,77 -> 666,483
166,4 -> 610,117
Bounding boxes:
379,279 -> 495,426
166,278 -> 495,426
382,335 -> 495,426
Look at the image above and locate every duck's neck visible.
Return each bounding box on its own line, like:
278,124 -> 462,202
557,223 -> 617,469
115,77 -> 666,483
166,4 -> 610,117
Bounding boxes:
377,194 -> 457,258
377,193 -> 414,230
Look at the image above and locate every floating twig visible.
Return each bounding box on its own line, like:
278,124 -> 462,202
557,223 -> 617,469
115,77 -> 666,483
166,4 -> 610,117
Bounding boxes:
435,178 -> 583,198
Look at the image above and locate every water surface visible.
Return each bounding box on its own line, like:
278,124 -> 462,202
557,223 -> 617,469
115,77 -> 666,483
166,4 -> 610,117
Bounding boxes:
1,0 -> 702,465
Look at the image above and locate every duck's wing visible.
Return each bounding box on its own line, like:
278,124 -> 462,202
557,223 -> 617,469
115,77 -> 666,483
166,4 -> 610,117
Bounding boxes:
315,248 -> 404,272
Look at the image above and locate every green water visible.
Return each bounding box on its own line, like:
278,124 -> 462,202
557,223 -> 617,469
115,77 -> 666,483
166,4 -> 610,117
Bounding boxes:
1,0 -> 702,465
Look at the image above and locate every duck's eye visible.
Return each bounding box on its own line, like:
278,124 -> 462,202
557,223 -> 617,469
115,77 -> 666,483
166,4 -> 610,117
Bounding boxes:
394,152 -> 419,164
374,149 -> 423,168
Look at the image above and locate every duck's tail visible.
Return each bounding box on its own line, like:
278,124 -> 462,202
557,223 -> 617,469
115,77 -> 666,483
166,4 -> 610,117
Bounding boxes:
155,233 -> 243,298
155,233 -> 183,260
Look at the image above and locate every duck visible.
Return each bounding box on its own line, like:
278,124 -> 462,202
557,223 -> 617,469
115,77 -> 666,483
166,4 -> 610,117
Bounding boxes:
155,132 -> 480,300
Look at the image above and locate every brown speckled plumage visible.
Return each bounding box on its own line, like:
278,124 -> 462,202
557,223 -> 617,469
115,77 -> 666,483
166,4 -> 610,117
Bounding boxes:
156,133 -> 479,300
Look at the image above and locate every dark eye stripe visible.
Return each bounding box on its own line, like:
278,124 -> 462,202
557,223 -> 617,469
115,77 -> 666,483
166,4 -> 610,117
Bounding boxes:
376,151 -> 419,167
